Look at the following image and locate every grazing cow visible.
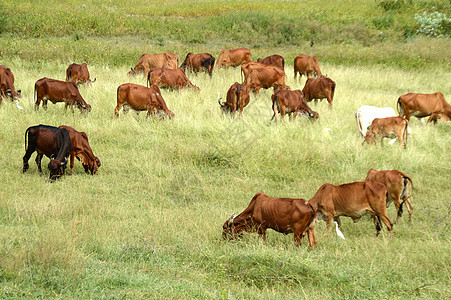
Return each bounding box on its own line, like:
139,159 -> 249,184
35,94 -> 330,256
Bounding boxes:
397,92 -> 451,125
271,89 -> 319,122
59,126 -> 101,175
147,68 -> 199,90
240,61 -> 267,82
223,192 -> 317,249
114,83 -> 174,119
23,125 -> 73,180
257,54 -> 285,70
66,63 -> 96,85
244,66 -> 287,94
215,47 -> 251,69
218,82 -> 250,116
365,169 -> 413,223
34,78 -> 91,112
355,106 -> 398,137
128,52 -> 179,76
0,65 -> 21,106
363,116 -> 409,148
293,55 -> 322,80
308,181 -> 393,236
302,77 -> 336,109
180,52 -> 215,77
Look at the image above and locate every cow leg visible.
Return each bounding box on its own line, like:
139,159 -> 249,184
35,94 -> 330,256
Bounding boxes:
325,213 -> 335,232
377,213 -> 393,238
43,100 -> 48,110
68,153 -> 75,175
404,199 -> 413,222
114,104 -> 123,119
257,226 -> 267,241
306,227 -> 316,249
35,153 -> 43,173
23,147 -> 36,173
327,97 -> 333,109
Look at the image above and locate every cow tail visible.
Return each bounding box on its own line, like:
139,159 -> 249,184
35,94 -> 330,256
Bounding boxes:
235,87 -> 240,109
403,120 -> 408,148
330,81 -> 336,101
271,93 -> 278,121
397,98 -> 403,116
146,72 -> 151,88
24,127 -> 30,151
355,110 -> 363,136
307,202 -> 316,227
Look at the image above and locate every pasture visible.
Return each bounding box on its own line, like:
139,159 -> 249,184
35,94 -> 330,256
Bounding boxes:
0,60 -> 450,298
1,0 -> 451,298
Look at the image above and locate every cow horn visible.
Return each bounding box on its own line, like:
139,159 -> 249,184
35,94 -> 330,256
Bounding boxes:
5,89 -> 11,95
130,68 -> 136,74
227,213 -> 235,227
217,92 -> 225,107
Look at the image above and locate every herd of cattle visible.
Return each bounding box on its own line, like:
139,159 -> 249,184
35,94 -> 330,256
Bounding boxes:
0,47 -> 449,247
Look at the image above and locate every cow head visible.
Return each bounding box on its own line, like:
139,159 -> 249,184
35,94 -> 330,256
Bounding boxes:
48,159 -> 67,180
222,213 -> 236,239
363,131 -> 375,146
306,110 -> 319,121
4,88 -> 21,101
77,99 -> 91,112
83,156 -> 101,175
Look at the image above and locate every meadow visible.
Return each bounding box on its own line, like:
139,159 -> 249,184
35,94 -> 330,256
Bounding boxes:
1,0 -> 451,298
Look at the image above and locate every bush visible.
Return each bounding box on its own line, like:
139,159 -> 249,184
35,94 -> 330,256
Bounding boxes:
414,11 -> 451,37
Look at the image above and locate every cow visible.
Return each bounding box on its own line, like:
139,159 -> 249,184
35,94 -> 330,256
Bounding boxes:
363,116 -> 409,148
59,126 -> 101,175
271,89 -> 319,122
147,68 -> 199,90
114,83 -> 174,119
355,106 -> 398,137
23,125 -> 73,180
218,82 -> 250,116
244,66 -> 287,94
215,47 -> 251,69
257,54 -> 285,70
180,52 -> 215,77
66,63 -> 96,85
365,169 -> 413,223
128,52 -> 179,76
302,77 -> 336,109
223,192 -> 317,249
293,55 -> 323,81
308,181 -> 393,237
240,61 -> 267,82
34,78 -> 91,112
0,65 -> 21,107
397,92 -> 451,125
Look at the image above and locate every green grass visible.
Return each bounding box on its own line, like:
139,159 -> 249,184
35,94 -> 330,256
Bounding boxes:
1,0 -> 451,298
0,60 -> 450,298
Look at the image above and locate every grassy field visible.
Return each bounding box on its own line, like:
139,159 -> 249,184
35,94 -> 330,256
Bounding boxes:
1,0 -> 451,298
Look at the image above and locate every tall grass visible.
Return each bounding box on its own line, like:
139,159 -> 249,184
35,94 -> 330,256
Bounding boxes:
0,59 -> 450,298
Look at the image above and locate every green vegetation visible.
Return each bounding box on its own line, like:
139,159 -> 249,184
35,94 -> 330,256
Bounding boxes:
1,0 -> 450,298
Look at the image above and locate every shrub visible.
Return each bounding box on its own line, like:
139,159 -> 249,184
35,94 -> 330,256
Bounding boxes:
414,11 -> 451,37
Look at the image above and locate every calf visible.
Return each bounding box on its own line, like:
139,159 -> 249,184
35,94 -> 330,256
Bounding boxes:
271,89 -> 319,122
365,169 -> 413,223
23,125 -> 73,180
355,106 -> 398,137
397,92 -> 451,125
218,82 -> 250,116
293,55 -> 322,80
114,83 -> 174,119
59,126 -> 101,175
34,77 -> 91,112
223,192 -> 317,249
302,77 -> 336,109
308,181 -> 393,237
147,68 -> 199,90
66,63 -> 96,85
364,116 -> 409,148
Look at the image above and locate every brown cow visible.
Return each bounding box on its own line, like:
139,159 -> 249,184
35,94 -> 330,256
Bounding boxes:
308,181 -> 393,237
257,54 -> 285,70
240,61 -> 267,82
23,125 -> 73,180
363,116 -> 409,148
397,92 -> 451,125
34,78 -> 91,112
215,47 -> 251,69
114,83 -> 174,119
180,52 -> 215,77
244,66 -> 287,94
293,55 -> 323,80
365,169 -> 413,223
147,68 -> 199,90
271,89 -> 319,122
218,82 -> 250,116
128,52 -> 179,76
0,65 -> 21,106
302,77 -> 336,109
223,192 -> 317,249
66,63 -> 96,85
59,126 -> 101,176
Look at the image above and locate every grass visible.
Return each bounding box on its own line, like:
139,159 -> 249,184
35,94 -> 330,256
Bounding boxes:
0,60 -> 450,298
1,0 -> 450,298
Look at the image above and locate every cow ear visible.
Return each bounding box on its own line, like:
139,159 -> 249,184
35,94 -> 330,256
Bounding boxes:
17,90 -> 21,94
